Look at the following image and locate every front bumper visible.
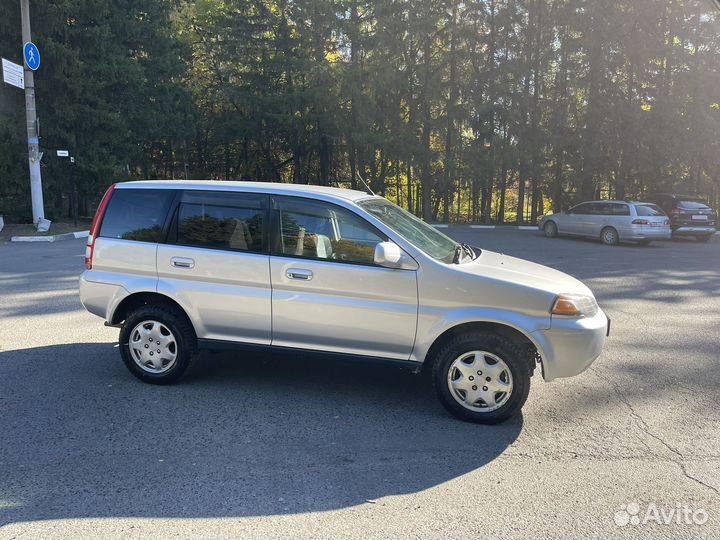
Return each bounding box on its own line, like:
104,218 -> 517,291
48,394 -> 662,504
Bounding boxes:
531,308 -> 608,382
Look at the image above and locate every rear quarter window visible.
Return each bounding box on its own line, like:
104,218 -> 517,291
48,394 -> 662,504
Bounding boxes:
634,204 -> 665,217
99,188 -> 175,242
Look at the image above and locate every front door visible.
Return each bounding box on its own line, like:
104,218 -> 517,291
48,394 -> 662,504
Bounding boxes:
563,202 -> 593,235
269,196 -> 418,360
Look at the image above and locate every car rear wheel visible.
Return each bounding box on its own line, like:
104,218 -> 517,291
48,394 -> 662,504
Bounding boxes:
119,304 -> 198,384
543,221 -> 558,238
600,226 -> 619,246
431,332 -> 531,424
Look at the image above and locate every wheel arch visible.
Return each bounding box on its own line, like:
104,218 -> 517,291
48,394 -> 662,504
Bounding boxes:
110,291 -> 197,336
600,225 -> 619,241
421,321 -> 541,377
543,219 -> 559,236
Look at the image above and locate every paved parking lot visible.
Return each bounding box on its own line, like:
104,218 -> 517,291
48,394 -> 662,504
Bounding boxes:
0,230 -> 718,539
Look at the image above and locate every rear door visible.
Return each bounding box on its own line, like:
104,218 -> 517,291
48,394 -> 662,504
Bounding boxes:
156,190 -> 271,344
583,202 -> 609,236
268,196 -> 418,360
609,203 -> 632,237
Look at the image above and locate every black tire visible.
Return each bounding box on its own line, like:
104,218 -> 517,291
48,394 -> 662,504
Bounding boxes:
431,332 -> 531,424
543,221 -> 558,238
119,304 -> 198,384
600,226 -> 619,246
696,234 -> 713,242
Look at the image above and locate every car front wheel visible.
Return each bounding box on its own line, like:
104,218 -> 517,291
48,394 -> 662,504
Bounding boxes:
431,332 -> 531,424
119,304 -> 198,384
543,221 -> 558,238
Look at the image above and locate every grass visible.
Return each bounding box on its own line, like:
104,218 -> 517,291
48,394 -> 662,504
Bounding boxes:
0,219 -> 91,240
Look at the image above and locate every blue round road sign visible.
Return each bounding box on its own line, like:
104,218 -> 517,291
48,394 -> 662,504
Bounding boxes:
23,42 -> 40,71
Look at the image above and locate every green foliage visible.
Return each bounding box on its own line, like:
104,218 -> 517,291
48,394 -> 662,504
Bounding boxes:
1,0 -> 719,223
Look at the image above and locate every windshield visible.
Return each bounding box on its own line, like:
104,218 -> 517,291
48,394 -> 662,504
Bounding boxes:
358,199 -> 458,263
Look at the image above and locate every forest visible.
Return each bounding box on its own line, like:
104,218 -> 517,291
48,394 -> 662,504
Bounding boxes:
1,0 -> 719,223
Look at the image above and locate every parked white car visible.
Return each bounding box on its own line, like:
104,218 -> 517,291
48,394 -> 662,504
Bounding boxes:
80,181 -> 609,423
539,200 -> 671,245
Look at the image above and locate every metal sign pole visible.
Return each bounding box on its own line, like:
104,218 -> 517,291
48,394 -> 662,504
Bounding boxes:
20,0 -> 45,225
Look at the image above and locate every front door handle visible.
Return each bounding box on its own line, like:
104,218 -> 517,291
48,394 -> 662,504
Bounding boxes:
171,257 -> 195,269
286,268 -> 313,280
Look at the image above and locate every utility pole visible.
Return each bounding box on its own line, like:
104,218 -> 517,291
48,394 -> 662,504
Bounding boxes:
21,0 -> 45,225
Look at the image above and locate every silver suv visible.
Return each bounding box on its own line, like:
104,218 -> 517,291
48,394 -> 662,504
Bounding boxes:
79,181 -> 609,423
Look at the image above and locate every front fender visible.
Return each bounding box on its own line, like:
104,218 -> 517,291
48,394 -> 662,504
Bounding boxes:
411,306 -> 551,364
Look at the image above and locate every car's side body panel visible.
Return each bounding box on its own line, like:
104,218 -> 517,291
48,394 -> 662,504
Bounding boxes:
269,256 -> 418,359
156,245 -> 272,344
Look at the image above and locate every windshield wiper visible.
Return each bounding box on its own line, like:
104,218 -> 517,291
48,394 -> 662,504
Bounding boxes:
453,243 -> 475,264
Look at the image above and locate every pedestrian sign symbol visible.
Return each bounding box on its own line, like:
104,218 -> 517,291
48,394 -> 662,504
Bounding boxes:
23,42 -> 40,71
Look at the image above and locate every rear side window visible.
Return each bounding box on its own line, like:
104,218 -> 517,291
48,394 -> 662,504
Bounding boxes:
100,188 -> 174,242
590,203 -> 613,215
175,192 -> 265,252
611,204 -> 630,216
635,204 -> 665,216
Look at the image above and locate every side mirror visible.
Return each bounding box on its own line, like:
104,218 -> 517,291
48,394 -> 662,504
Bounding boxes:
374,241 -> 418,270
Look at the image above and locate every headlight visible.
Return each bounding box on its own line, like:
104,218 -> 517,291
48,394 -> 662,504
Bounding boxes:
551,294 -> 598,317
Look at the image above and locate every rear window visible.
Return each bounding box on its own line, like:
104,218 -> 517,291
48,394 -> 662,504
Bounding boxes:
100,188 -> 175,242
678,201 -> 710,210
635,204 -> 665,217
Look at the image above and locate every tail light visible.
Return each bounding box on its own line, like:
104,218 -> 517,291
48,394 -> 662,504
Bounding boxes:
632,219 -> 650,225
85,184 -> 116,270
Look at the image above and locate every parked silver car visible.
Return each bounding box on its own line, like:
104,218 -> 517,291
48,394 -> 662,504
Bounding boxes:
79,181 -> 608,423
539,200 -> 671,245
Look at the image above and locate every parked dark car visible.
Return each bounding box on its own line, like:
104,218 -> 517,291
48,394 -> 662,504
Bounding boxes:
647,194 -> 717,242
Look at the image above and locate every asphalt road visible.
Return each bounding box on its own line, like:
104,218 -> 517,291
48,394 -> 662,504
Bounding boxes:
0,230 -> 718,540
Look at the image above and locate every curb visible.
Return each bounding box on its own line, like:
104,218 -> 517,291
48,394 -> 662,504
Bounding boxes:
432,224 -> 540,231
11,230 -> 89,243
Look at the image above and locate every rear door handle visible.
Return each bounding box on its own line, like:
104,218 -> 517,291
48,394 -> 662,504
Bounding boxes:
171,257 -> 194,269
286,268 -> 313,280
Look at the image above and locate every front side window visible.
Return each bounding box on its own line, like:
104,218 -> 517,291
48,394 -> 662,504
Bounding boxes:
176,192 -> 264,251
100,188 -> 174,242
569,203 -> 592,215
358,198 -> 458,262
275,198 -> 384,265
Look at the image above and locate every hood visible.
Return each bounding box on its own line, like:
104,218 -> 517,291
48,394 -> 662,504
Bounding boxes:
457,250 -> 594,298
